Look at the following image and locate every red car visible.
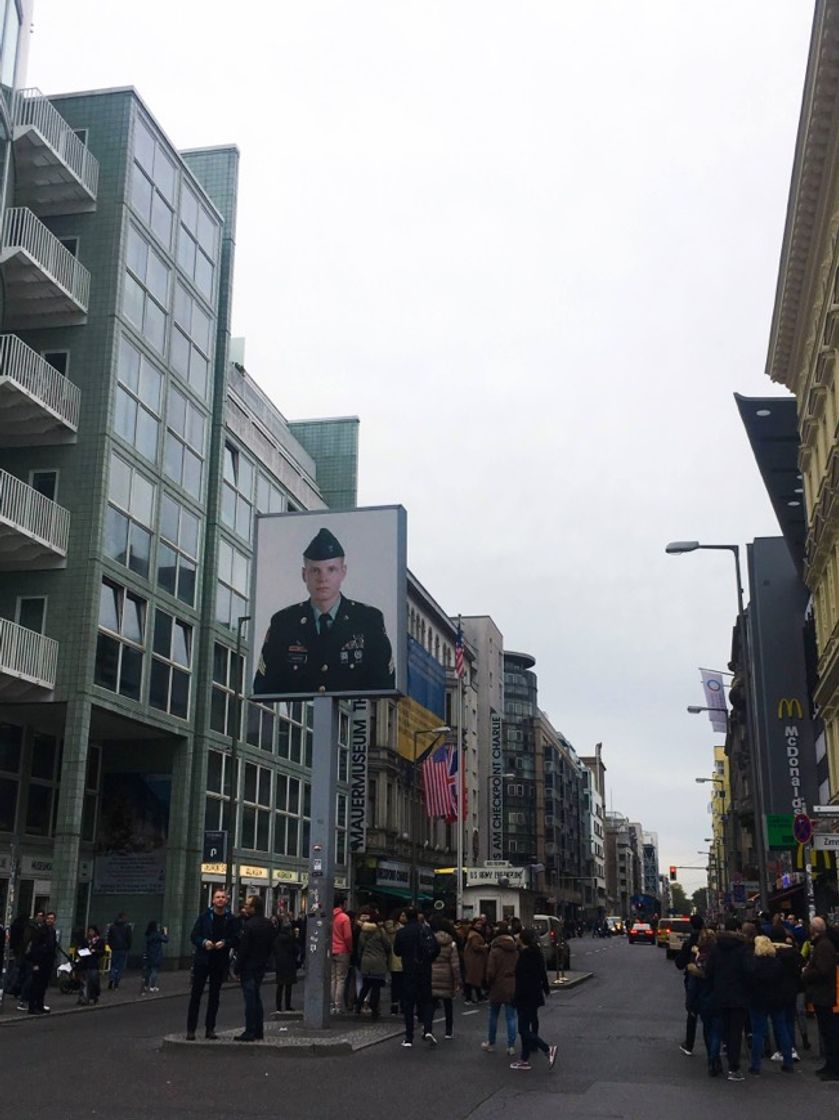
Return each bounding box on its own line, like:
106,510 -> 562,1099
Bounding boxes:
628,922 -> 655,944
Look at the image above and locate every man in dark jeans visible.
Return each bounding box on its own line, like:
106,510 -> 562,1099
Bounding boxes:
186,890 -> 240,1040
704,915 -> 749,1080
803,916 -> 839,1080
107,912 -> 132,990
27,911 -> 57,1015
394,908 -> 440,1047
235,895 -> 276,1042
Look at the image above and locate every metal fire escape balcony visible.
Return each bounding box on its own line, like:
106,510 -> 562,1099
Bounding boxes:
0,208 -> 90,327
0,617 -> 57,696
12,88 -> 99,215
0,335 -> 80,442
0,468 -> 70,568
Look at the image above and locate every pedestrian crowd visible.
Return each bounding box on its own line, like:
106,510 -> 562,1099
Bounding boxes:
2,894 -> 560,1071
674,909 -> 839,1082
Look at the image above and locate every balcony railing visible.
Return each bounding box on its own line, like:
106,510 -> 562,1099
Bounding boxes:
0,467 -> 70,555
2,207 -> 90,314
0,334 -> 80,431
13,88 -> 99,202
0,616 -> 57,689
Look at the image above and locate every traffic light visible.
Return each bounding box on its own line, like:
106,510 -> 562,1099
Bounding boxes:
669,865 -> 677,881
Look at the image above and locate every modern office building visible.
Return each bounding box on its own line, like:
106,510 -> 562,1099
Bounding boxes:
0,83 -> 356,958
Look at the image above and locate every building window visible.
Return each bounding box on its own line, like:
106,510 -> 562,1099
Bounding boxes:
163,385 -> 206,499
278,702 -> 311,766
247,700 -> 275,753
210,643 -> 244,737
274,773 -> 307,857
149,609 -> 192,719
221,443 -> 254,541
241,762 -> 271,852
81,744 -> 101,843
177,182 -> 218,300
16,596 -> 46,634
215,538 -> 249,629
255,473 -> 286,515
131,115 -> 176,250
29,469 -> 58,501
205,749 -> 232,834
42,350 -> 69,376
94,579 -> 146,701
115,334 -> 162,463
25,732 -> 61,838
336,792 -> 347,865
157,492 -> 199,606
104,451 -> 156,580
173,281 -> 212,364
0,722 -> 22,833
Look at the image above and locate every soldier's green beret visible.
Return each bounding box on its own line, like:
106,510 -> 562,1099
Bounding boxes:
303,527 -> 345,560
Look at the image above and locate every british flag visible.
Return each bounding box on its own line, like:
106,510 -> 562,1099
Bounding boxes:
422,744 -> 460,822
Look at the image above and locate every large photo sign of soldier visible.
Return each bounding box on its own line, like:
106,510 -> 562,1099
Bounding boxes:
249,506 -> 406,700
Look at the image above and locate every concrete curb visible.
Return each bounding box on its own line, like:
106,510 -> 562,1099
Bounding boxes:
0,978 -> 233,1026
549,970 -> 594,990
162,1018 -> 405,1057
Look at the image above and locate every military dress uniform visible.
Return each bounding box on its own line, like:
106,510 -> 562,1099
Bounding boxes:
253,595 -> 394,696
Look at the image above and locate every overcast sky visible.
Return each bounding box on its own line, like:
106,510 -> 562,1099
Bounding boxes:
29,1 -> 815,895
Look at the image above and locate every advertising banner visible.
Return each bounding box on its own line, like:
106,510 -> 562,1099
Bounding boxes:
748,538 -> 818,819
250,506 -> 406,700
699,668 -> 728,734
349,699 -> 368,852
489,711 -> 504,861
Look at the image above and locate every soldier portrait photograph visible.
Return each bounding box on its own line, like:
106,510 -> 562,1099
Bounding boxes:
251,509 -> 404,698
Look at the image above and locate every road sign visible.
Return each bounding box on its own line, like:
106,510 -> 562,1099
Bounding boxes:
812,805 -> 839,817
766,813 -> 795,849
203,829 -> 227,863
814,834 -> 839,851
794,813 -> 813,845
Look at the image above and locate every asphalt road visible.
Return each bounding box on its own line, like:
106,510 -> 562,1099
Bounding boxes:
0,937 -> 836,1120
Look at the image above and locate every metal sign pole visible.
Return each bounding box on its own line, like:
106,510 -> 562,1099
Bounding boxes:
0,840 -> 18,1009
303,696 -> 339,1030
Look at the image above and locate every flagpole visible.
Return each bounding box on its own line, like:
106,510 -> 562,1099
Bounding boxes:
456,617 -> 464,920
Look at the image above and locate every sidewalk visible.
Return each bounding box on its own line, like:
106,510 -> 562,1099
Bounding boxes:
0,966 -> 204,1024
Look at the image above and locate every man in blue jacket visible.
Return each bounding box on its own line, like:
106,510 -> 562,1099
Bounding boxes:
185,889 -> 240,1040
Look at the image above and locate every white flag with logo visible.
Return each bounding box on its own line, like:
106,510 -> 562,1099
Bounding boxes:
699,669 -> 728,733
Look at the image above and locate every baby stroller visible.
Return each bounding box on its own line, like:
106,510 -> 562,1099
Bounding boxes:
57,946 -> 82,995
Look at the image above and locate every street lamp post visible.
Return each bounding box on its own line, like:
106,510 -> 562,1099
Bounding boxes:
666,540 -> 768,912
410,726 -> 450,907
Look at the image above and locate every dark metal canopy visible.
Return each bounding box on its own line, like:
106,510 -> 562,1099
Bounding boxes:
735,393 -> 806,576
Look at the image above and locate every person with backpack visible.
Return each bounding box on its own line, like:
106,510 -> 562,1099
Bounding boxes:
393,907 -> 440,1047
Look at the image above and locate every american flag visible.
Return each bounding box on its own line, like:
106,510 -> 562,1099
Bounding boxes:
422,744 -> 459,822
454,624 -> 465,678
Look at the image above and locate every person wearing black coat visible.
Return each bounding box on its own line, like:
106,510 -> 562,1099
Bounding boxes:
272,918 -> 298,1012
185,889 -> 241,1040
510,929 -> 557,1070
802,916 -> 839,1079
235,894 -> 276,1041
674,914 -> 704,1055
743,935 -> 794,1072
77,925 -> 105,1005
704,917 -> 749,1080
27,912 -> 57,1015
394,908 -> 439,1045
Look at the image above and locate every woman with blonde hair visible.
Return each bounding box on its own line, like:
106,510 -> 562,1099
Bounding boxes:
743,934 -> 794,1073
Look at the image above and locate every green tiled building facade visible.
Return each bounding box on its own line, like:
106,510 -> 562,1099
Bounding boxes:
0,83 -> 357,961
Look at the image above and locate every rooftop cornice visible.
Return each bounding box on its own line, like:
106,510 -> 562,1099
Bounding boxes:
767,1 -> 839,389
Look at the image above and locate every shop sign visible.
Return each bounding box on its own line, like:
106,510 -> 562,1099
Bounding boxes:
489,712 -> 504,860
349,699 -> 368,853
201,863 -> 227,875
465,866 -> 526,888
240,865 -> 269,882
273,868 -> 300,883
375,860 -> 409,887
22,856 -> 53,878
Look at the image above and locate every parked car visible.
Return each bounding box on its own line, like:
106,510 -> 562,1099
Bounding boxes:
605,915 -> 625,936
666,917 -> 693,960
628,921 -> 655,945
532,914 -> 571,971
